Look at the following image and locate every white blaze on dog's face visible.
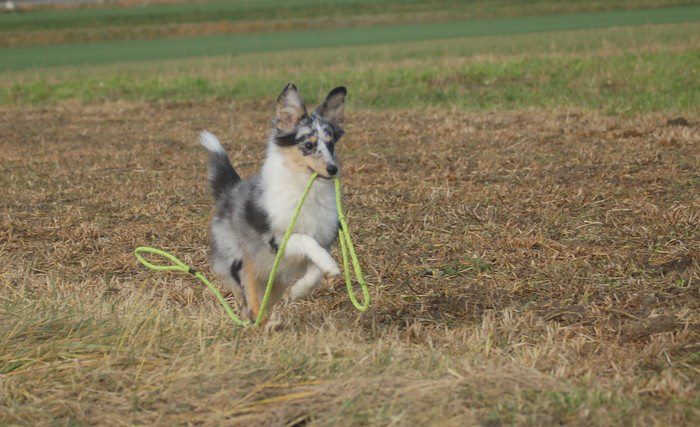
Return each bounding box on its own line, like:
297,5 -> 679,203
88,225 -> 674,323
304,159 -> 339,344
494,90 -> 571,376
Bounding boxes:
273,84 -> 346,179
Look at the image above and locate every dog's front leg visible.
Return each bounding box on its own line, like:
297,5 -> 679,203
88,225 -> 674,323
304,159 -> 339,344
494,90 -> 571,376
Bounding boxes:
289,263 -> 323,301
283,233 -> 340,276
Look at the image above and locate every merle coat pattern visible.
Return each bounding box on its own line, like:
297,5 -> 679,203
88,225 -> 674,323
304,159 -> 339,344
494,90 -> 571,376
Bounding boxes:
199,84 -> 347,321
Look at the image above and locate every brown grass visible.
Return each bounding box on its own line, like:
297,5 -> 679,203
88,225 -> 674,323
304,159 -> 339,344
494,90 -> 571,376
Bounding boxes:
0,11 -> 481,48
1,102 -> 698,425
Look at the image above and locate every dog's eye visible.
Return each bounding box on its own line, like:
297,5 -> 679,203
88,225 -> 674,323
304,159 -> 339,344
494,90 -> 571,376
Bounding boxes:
303,141 -> 314,151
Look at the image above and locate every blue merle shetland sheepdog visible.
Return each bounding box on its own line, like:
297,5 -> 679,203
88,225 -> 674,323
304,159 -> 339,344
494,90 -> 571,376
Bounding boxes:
199,83 -> 346,321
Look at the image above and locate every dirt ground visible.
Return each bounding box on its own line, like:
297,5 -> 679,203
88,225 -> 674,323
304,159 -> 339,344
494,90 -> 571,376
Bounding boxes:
1,101 -> 698,424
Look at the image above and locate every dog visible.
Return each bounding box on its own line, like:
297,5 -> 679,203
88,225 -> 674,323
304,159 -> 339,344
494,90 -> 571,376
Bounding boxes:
199,83 -> 347,321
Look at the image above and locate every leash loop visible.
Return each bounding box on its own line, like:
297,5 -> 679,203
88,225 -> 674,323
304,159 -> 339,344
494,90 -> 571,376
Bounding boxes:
335,178 -> 370,312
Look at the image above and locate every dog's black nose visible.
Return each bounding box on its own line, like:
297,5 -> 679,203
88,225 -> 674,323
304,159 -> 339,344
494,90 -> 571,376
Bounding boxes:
326,165 -> 338,176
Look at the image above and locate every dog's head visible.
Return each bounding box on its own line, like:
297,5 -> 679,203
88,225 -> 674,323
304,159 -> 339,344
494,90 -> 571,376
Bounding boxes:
272,83 -> 346,179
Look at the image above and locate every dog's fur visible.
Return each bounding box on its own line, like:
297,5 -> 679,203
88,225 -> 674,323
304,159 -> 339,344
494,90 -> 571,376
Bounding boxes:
199,83 -> 347,320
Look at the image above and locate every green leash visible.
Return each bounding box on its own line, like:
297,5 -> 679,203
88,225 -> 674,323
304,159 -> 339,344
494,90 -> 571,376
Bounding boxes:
134,173 -> 370,327
134,246 -> 251,326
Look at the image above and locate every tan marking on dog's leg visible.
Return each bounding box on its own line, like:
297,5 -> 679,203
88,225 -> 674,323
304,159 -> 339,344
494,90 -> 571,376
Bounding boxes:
242,259 -> 263,321
264,280 -> 289,333
242,259 -> 286,323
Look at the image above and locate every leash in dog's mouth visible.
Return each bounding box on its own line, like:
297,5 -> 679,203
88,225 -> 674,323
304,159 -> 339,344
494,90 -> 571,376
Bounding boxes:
308,167 -> 332,179
306,166 -> 333,179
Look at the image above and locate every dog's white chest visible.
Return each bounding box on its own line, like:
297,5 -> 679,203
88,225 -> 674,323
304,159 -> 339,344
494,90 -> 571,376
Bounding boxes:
264,177 -> 337,245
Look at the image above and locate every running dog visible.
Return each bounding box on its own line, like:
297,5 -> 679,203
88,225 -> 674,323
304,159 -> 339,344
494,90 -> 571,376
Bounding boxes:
199,83 -> 346,321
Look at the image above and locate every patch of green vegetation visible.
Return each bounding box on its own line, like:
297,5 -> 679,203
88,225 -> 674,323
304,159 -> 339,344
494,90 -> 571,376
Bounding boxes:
1,6 -> 698,71
1,0 -> 691,32
3,49 -> 697,114
673,278 -> 689,288
546,389 -> 610,422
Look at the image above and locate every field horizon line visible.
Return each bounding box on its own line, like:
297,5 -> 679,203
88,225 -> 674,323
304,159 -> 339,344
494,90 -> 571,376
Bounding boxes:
1,5 -> 699,72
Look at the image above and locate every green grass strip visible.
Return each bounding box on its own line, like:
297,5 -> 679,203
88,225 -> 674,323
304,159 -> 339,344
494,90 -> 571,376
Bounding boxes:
4,50 -> 697,114
1,6 -> 698,72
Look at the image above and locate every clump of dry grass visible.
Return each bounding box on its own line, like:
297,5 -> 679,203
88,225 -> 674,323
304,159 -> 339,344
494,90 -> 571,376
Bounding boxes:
1,102 -> 698,425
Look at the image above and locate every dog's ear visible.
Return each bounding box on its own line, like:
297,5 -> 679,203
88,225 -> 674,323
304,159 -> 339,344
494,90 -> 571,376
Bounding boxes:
275,83 -> 307,132
315,86 -> 346,127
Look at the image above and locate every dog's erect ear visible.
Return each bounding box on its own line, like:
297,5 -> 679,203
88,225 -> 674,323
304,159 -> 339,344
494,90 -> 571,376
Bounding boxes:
275,83 -> 307,132
315,86 -> 347,127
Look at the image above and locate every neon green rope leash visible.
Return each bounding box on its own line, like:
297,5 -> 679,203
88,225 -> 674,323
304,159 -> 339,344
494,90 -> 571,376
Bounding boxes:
335,177 -> 370,313
134,246 -> 251,326
134,173 -> 370,327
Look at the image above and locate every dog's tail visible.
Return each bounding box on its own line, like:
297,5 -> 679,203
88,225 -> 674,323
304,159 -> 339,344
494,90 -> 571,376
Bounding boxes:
199,131 -> 241,199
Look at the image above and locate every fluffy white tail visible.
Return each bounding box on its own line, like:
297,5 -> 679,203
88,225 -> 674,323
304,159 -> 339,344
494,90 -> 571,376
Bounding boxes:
199,130 -> 225,154
198,130 -> 240,199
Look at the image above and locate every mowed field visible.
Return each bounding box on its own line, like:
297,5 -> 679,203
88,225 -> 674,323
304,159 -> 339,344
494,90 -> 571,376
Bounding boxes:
1,1 -> 699,425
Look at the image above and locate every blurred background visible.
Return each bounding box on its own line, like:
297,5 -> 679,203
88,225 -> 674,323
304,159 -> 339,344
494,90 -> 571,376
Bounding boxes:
1,0 -> 698,112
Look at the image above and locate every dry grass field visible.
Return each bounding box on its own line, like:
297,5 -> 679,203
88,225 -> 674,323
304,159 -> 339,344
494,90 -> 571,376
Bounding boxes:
1,101 -> 697,425
1,1 -> 699,425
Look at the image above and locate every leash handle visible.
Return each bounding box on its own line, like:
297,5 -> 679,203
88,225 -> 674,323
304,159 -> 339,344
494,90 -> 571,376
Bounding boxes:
134,247 -> 251,326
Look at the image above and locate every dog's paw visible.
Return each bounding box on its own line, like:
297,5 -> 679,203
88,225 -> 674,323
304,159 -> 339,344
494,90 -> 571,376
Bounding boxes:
289,285 -> 306,301
315,253 -> 340,276
328,263 -> 341,276
319,257 -> 340,276
264,312 -> 284,334
290,281 -> 316,301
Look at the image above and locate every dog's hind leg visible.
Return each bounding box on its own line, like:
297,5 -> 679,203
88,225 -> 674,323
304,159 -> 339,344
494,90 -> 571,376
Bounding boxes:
289,263 -> 323,301
242,260 -> 263,321
242,258 -> 284,322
